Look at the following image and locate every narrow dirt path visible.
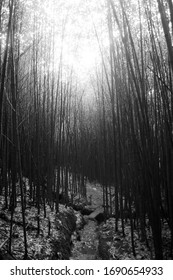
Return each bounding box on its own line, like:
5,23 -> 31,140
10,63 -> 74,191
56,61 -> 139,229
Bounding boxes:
70,219 -> 99,260
70,182 -> 103,260
86,182 -> 103,208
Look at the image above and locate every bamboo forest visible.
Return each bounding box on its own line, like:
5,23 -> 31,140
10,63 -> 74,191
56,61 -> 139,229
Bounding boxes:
0,0 -> 173,260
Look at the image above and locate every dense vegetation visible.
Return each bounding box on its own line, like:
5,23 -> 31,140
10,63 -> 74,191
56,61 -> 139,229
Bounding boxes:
0,0 -> 173,260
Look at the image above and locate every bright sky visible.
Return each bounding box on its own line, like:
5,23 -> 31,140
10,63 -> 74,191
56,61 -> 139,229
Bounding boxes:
17,0 -> 110,101
38,0 -> 107,85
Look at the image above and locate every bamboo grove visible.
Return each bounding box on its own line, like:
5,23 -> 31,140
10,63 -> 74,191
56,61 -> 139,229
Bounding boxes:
0,0 -> 173,259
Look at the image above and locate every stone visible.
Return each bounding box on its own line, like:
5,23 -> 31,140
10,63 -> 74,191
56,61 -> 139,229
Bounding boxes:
88,207 -> 105,223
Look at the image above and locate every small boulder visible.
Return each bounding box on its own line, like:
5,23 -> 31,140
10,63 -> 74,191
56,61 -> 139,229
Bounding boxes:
89,207 -> 105,223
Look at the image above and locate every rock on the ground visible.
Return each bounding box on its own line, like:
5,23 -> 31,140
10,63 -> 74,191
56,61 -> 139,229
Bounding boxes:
81,206 -> 95,215
89,207 -> 105,223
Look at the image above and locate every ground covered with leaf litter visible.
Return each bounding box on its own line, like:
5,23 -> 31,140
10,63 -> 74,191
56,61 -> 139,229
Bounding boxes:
0,197 -> 78,259
0,181 -> 172,260
97,217 -> 171,260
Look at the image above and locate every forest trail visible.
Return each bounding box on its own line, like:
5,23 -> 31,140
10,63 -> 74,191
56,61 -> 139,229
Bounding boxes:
86,182 -> 103,208
70,183 -> 103,260
70,219 -> 99,260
